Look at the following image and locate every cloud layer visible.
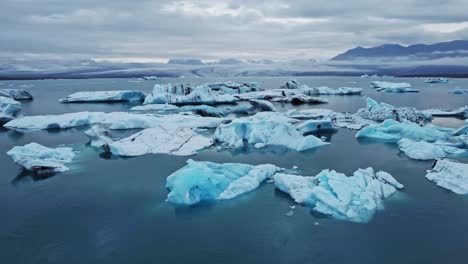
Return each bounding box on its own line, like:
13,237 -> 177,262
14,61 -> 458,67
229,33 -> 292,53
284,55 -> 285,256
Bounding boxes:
1,0 -> 468,62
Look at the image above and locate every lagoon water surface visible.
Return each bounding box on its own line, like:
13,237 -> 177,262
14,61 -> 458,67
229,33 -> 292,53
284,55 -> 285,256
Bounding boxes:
1,77 -> 468,264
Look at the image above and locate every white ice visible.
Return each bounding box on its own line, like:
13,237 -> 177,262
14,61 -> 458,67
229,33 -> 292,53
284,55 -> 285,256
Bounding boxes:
0,96 -> 21,124
165,159 -> 280,205
357,98 -> 429,123
296,119 -> 336,134
214,117 -> 329,151
425,159 -> 468,194
60,90 -> 146,103
0,89 -> 33,100
7,142 -> 75,173
274,168 -> 403,223
424,78 -> 448,83
108,125 -> 213,156
84,125 -> 113,147
398,138 -> 467,160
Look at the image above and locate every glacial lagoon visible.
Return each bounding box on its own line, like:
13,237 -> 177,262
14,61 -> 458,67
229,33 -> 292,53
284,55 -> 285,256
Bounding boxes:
1,76 -> 468,264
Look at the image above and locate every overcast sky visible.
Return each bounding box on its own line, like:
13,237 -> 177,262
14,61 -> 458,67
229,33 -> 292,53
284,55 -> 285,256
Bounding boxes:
1,0 -> 468,62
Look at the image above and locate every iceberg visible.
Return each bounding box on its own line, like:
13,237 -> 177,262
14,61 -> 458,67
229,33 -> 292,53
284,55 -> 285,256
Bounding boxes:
397,138 -> 467,160
424,78 -> 448,83
84,125 -> 113,147
296,119 -> 337,134
204,81 -> 259,94
4,112 -> 225,131
425,159 -> 468,194
302,86 -> 363,96
280,80 -> 300,89
178,105 -> 226,117
249,99 -> 276,112
0,96 -> 21,124
144,84 -> 237,105
7,143 -> 75,174
139,76 -> 161,81
60,90 -> 145,103
357,98 -> 430,123
0,89 -> 33,100
422,106 -> 468,118
271,94 -> 328,105
286,109 -> 335,120
214,118 -> 329,151
107,125 -> 213,157
166,159 -> 280,205
370,81 -> 412,89
449,89 -> 468,94
356,119 -> 449,142
274,168 -> 403,223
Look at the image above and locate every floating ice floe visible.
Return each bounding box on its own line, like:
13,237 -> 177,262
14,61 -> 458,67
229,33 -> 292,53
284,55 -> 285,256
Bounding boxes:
425,159 -> 468,194
4,112 -> 225,131
285,109 -> 335,120
397,138 -> 467,160
357,98 -> 430,123
84,125 -> 113,147
60,90 -> 146,103
280,80 -> 362,95
249,99 -> 276,112
0,89 -> 33,100
356,119 -> 449,142
332,113 -> 376,130
274,168 -> 403,223
178,105 -> 227,117
370,81 -> 419,93
449,89 -> 468,94
422,106 -> 468,118
204,81 -> 259,94
144,83 -> 238,105
271,94 -> 328,105
139,76 -> 161,81
296,119 -> 337,134
7,143 -> 75,174
130,104 -> 180,113
107,125 -> 214,156
424,78 -> 448,83
0,96 -> 22,124
214,116 -> 329,151
166,159 -> 281,205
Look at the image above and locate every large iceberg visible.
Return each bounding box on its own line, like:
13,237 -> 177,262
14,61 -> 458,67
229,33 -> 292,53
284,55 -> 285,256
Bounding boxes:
425,159 -> 468,194
7,143 -> 75,174
143,83 -> 238,105
280,80 -> 362,95
4,112 -> 225,131
357,98 -> 430,123
0,89 -> 33,100
424,78 -> 448,83
274,168 -> 403,223
107,125 -> 214,157
214,118 -> 329,151
60,90 -> 145,103
166,160 -> 280,205
356,119 -> 449,142
0,96 -> 21,124
370,81 -> 418,93
397,138 -> 467,160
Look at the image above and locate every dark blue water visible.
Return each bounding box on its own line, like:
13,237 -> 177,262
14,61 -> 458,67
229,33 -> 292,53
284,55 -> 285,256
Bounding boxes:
1,77 -> 467,264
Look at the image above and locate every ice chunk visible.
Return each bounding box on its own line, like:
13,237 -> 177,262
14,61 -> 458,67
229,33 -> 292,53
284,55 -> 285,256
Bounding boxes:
84,125 -> 113,147
356,119 -> 449,142
302,86 -> 363,95
0,89 -> 33,100
274,168 -> 403,223
7,143 -> 75,173
296,119 -> 337,134
166,160 -> 280,205
449,89 -> 468,94
214,118 -> 329,151
370,81 -> 412,89
397,138 -> 467,160
178,105 -> 226,117
285,109 -> 335,120
249,99 -> 276,112
0,96 -> 21,124
108,125 -> 213,157
5,112 -> 225,131
280,80 -> 300,89
357,98 -> 430,123
271,94 -> 328,105
204,81 -> 259,94
60,90 -> 145,103
139,76 -> 161,80
424,78 -> 448,83
422,106 -> 468,118
425,159 -> 468,194
144,84 -> 237,105
331,112 -> 376,130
